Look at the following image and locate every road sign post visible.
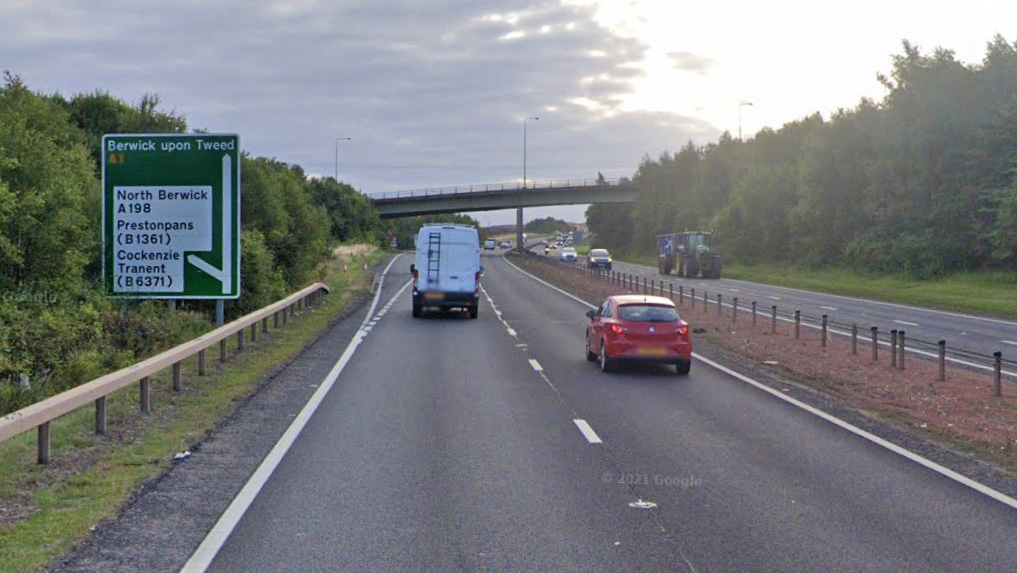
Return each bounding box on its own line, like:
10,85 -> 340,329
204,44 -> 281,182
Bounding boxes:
102,134 -> 240,299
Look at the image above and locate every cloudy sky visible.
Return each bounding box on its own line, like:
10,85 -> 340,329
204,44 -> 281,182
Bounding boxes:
4,0 -> 1016,225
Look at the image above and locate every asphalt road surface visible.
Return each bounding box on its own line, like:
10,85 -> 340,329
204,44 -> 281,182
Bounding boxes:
196,253 -> 1017,572
539,252 -> 1017,380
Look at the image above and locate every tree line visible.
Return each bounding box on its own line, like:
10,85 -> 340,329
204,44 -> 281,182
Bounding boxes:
587,36 -> 1017,279
0,73 -> 384,413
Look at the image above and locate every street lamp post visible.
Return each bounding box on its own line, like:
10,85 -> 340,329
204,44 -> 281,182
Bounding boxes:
518,116 -> 539,251
335,137 -> 352,181
738,102 -> 753,140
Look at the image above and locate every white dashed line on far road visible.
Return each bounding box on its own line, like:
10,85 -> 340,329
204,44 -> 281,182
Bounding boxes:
573,419 -> 603,444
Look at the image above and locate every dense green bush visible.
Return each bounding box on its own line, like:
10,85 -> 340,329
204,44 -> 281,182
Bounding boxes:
0,74 -> 383,414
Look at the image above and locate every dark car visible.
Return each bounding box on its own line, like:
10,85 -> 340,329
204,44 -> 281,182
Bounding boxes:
585,295 -> 691,375
586,248 -> 612,270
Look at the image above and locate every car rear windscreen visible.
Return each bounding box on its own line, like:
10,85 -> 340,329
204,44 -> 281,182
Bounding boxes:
618,305 -> 679,323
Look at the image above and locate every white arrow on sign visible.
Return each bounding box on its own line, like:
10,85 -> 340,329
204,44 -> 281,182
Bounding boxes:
187,154 -> 233,294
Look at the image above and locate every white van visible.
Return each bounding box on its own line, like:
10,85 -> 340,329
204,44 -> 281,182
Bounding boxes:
410,224 -> 483,318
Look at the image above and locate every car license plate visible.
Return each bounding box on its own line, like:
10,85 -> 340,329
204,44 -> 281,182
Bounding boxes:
636,346 -> 666,357
424,292 -> 444,301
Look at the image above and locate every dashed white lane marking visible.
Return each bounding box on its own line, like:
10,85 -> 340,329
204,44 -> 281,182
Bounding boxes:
821,306 -> 838,312
507,328 -> 517,337
767,295 -> 782,300
529,359 -> 543,371
728,288 -> 740,292
1002,340 -> 1017,347
573,419 -> 603,444
894,319 -> 919,327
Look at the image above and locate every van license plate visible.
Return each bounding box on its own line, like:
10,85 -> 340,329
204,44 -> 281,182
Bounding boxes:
424,293 -> 444,301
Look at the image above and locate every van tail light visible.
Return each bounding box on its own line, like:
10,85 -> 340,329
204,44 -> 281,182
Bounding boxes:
609,323 -> 627,335
475,271 -> 481,293
412,269 -> 419,292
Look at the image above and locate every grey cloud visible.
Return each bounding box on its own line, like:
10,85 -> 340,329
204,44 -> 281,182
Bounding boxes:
667,51 -> 715,74
2,0 -> 721,199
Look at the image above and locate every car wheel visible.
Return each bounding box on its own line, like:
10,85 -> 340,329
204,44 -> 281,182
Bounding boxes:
586,335 -> 597,361
675,359 -> 691,376
599,341 -> 613,373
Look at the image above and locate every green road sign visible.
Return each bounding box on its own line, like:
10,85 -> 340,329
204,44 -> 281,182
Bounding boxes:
102,134 -> 241,299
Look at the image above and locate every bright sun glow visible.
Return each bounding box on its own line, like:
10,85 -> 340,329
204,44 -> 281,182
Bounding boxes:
564,0 -> 1016,138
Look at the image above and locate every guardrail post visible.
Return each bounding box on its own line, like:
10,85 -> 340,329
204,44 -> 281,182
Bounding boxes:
669,284 -> 674,301
274,311 -> 279,328
199,350 -> 206,376
282,307 -> 288,325
237,330 -> 245,351
691,288 -> 696,310
938,340 -> 946,381
262,316 -> 268,333
871,327 -> 878,361
993,352 -> 1002,397
752,301 -> 757,327
679,285 -> 684,305
890,330 -> 898,368
95,397 -> 107,435
220,339 -> 227,363
643,277 -> 647,294
897,330 -> 905,370
651,279 -> 655,294
251,323 -> 258,343
821,315 -> 828,348
173,362 -> 182,392
771,305 -> 777,334
38,422 -> 50,465
140,377 -> 151,414
851,324 -> 858,355
794,310 -> 801,339
703,290 -> 708,313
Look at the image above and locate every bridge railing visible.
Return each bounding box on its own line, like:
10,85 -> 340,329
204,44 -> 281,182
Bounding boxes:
367,178 -> 627,201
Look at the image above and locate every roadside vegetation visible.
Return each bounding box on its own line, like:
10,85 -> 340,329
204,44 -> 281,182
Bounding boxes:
587,36 -> 1017,285
0,73 -> 386,416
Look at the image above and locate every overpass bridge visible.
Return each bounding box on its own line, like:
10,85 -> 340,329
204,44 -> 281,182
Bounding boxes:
367,178 -> 637,219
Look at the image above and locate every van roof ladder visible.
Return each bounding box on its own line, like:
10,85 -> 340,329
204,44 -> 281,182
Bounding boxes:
427,231 -> 441,283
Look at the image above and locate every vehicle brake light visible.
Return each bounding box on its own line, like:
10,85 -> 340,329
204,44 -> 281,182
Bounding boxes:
609,323 -> 627,335
677,323 -> 688,336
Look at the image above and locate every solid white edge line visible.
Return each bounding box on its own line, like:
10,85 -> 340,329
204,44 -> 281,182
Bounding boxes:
503,254 -> 1017,512
573,419 -> 603,444
181,257 -> 409,573
693,353 -> 1017,511
529,359 -> 543,371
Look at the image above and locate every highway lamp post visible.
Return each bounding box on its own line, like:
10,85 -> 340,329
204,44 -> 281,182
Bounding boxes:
518,116 -> 539,251
335,137 -> 352,182
739,101 -> 753,140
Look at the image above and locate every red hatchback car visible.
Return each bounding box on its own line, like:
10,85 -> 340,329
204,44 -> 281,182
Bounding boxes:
585,295 -> 692,375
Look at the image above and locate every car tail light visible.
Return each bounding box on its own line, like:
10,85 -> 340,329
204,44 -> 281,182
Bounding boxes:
677,323 -> 688,336
609,323 -> 627,335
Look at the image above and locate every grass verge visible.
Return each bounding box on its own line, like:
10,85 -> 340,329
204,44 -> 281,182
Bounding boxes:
608,251 -> 1017,319
0,246 -> 386,573
723,263 -> 1017,319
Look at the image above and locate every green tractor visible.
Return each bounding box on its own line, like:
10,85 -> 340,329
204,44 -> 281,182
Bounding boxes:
657,231 -> 722,279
